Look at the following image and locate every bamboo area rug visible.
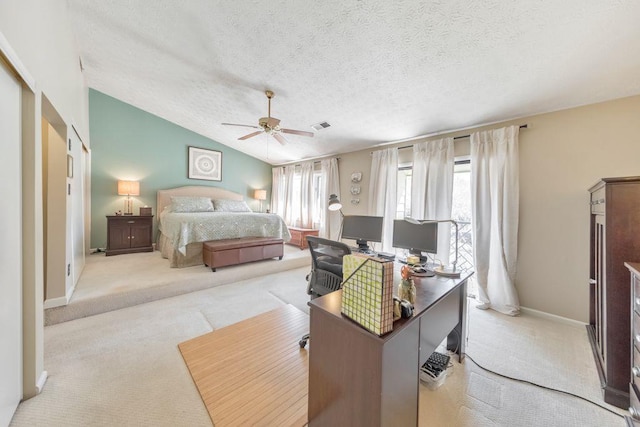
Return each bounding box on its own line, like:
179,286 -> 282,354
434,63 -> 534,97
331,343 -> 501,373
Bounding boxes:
178,304 -> 309,426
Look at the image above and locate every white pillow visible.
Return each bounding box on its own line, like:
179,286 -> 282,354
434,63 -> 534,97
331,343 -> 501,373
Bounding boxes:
170,196 -> 214,213
213,199 -> 252,212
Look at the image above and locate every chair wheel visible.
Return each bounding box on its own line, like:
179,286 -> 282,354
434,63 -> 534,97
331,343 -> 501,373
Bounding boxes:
299,339 -> 308,348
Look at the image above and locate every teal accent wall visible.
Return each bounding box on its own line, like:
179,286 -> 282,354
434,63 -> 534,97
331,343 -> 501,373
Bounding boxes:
89,89 -> 272,249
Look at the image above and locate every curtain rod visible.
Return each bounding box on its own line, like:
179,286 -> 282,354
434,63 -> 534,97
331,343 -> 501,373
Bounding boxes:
278,157 -> 341,168
393,124 -> 528,151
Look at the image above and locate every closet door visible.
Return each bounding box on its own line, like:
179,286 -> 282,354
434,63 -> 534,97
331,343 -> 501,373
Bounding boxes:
0,62 -> 23,425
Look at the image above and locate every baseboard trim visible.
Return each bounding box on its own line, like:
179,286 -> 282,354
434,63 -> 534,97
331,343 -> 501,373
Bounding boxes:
36,370 -> 48,394
44,296 -> 68,309
520,306 -> 586,328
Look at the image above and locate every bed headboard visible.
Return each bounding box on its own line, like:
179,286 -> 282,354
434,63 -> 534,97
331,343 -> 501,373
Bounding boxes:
156,186 -> 244,214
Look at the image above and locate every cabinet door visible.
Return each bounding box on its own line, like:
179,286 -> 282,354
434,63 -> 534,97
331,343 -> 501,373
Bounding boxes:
130,220 -> 152,249
595,214 -> 605,360
108,220 -> 131,250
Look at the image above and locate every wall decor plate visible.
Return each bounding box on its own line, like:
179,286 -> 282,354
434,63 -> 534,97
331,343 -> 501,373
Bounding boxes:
351,172 -> 362,183
188,146 -> 222,181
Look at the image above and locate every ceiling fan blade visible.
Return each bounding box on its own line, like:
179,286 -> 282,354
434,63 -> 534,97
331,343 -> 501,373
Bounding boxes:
272,133 -> 288,145
221,123 -> 261,129
238,130 -> 264,140
281,128 -> 314,138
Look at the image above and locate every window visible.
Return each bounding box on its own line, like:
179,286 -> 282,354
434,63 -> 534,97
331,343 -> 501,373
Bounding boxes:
396,167 -> 412,219
311,172 -> 324,228
396,158 -> 476,295
287,166 -> 324,229
451,160 -> 476,295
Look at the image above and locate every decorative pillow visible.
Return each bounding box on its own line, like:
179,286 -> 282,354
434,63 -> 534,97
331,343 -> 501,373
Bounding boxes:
170,196 -> 214,213
213,199 -> 252,212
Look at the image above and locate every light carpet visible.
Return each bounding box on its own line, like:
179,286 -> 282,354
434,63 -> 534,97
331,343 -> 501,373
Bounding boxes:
45,245 -> 310,325
12,256 -> 628,426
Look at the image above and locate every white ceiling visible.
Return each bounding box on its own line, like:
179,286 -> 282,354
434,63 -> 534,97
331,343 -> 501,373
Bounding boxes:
67,0 -> 640,165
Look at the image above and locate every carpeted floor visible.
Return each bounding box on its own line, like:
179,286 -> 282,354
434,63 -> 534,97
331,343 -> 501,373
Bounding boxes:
45,245 -> 310,325
12,253 -> 628,427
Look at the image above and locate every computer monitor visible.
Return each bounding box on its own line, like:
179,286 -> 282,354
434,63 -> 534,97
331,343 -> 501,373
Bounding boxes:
341,215 -> 383,251
392,219 -> 438,262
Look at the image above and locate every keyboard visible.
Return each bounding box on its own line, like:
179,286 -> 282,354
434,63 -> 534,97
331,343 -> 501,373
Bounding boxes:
428,351 -> 450,368
349,248 -> 395,260
376,251 -> 396,260
421,351 -> 450,378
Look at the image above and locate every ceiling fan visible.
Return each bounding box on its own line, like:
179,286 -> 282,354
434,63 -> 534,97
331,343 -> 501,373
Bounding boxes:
222,90 -> 314,145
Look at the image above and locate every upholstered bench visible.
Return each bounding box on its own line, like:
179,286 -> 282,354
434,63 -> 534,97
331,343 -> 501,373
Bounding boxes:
202,237 -> 284,272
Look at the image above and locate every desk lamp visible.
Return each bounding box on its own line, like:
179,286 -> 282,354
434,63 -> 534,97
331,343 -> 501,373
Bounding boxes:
328,194 -> 344,239
328,194 -> 342,212
117,180 -> 140,215
405,217 -> 461,278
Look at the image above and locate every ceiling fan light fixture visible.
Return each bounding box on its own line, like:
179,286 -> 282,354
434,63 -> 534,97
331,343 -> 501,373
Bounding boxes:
222,90 -> 315,144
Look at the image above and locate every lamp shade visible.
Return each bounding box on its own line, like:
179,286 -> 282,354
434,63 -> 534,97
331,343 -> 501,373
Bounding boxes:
328,194 -> 342,211
117,180 -> 140,196
254,189 -> 267,201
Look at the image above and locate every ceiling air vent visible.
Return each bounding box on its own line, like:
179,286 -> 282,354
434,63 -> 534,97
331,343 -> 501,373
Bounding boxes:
311,121 -> 331,132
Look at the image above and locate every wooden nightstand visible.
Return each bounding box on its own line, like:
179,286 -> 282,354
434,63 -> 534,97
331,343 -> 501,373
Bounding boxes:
287,227 -> 319,250
106,215 -> 154,256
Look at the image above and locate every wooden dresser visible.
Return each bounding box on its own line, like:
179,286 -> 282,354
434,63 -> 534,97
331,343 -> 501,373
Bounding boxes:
287,226 -> 319,250
588,177 -> 640,409
106,215 -> 154,256
626,262 -> 640,425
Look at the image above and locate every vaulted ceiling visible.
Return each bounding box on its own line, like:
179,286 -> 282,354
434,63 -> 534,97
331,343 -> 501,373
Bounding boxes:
67,1 -> 640,164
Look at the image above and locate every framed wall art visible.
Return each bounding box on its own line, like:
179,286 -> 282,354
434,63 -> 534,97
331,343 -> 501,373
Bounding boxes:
188,146 -> 222,181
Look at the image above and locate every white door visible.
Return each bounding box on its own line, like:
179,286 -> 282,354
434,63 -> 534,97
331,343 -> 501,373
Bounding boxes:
0,63 -> 23,425
69,128 -> 85,290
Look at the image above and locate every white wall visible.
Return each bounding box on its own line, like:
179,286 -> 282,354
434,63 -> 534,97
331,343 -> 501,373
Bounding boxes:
516,96 -> 640,322
0,1 -> 90,143
335,95 -> 640,322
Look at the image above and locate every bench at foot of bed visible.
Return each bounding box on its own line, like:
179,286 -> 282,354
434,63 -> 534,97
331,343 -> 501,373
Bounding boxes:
202,237 -> 284,272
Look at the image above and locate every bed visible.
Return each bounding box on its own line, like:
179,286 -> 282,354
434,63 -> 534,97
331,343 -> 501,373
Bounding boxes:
156,186 -> 290,267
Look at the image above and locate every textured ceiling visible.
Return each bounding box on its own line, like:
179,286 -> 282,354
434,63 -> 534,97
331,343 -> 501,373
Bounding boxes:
67,0 -> 640,165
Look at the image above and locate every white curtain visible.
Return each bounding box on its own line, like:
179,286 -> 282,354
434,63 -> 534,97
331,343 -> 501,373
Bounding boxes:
283,165 -> 297,225
410,137 -> 454,265
271,167 -> 285,216
369,148 -> 398,252
320,158 -> 340,239
298,162 -> 314,228
470,125 -> 520,316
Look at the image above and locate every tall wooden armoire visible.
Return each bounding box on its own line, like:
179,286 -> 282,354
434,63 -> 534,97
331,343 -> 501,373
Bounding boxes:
588,176 -> 640,409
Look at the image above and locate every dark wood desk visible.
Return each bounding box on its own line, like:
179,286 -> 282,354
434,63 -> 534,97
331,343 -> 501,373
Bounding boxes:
307,271 -> 472,427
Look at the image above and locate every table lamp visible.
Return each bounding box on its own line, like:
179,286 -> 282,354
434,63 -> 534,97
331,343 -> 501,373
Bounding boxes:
254,189 -> 267,212
405,217 -> 460,278
117,180 -> 140,215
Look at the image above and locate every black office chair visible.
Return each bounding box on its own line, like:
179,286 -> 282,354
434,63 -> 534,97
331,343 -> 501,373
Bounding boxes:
299,236 -> 351,348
